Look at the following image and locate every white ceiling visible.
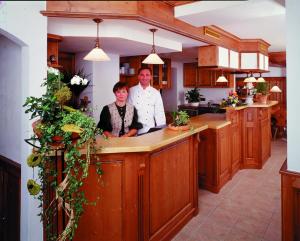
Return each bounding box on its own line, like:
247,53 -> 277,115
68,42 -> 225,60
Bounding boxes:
54,0 -> 286,62
175,0 -> 286,52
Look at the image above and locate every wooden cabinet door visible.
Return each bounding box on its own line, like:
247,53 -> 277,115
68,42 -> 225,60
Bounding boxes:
161,58 -> 171,89
183,63 -> 197,87
260,108 -> 271,165
217,126 -> 231,188
197,68 -> 212,87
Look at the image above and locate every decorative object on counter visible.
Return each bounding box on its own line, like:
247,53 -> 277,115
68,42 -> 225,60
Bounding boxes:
168,110 -> 190,131
244,73 -> 257,105
220,90 -> 240,107
142,29 -> 164,65
185,87 -> 203,106
255,82 -> 269,104
23,66 -> 103,241
84,18 -> 110,62
80,95 -> 91,112
62,68 -> 91,109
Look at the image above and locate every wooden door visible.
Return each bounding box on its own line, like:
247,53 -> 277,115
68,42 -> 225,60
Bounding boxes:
183,63 -> 197,87
0,156 -> 20,241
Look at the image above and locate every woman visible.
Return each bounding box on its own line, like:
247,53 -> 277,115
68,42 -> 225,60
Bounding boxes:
97,82 -> 142,137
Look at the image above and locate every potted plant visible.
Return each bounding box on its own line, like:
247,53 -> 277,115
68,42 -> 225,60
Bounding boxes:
168,110 -> 191,131
23,67 -> 102,241
185,88 -> 203,106
255,82 -> 269,104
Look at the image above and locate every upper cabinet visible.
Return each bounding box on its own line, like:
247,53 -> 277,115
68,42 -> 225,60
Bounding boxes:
240,52 -> 269,72
120,56 -> 171,89
183,63 -> 234,88
198,46 -> 240,70
47,34 -> 63,69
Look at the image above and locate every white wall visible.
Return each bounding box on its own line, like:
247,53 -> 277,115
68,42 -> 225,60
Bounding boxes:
0,2 -> 46,241
92,53 -> 120,122
0,35 -> 22,162
286,0 -> 300,172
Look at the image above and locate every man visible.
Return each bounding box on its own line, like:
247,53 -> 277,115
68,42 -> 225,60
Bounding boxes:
128,67 -> 166,135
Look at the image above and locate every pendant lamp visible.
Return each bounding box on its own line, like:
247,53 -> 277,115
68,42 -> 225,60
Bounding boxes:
270,85 -> 282,93
142,29 -> 164,65
257,73 -> 265,82
216,70 -> 228,82
84,18 -> 110,62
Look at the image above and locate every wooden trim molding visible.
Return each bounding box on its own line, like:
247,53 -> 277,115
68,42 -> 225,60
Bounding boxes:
42,1 -> 270,53
280,159 -> 300,241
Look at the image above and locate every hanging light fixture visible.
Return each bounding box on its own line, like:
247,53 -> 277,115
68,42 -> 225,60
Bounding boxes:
142,29 -> 164,65
270,85 -> 282,93
84,18 -> 110,62
216,69 -> 228,82
257,73 -> 265,82
248,72 -> 256,83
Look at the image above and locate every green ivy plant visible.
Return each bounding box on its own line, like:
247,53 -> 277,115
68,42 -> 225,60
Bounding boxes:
171,111 -> 190,126
23,67 -> 102,241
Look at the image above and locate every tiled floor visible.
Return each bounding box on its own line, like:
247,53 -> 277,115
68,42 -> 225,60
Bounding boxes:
173,140 -> 287,241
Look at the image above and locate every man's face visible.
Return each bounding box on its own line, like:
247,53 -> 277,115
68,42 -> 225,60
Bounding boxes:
138,69 -> 152,88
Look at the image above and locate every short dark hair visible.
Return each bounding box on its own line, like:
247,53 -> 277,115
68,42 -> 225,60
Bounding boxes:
113,82 -> 129,93
138,66 -> 152,75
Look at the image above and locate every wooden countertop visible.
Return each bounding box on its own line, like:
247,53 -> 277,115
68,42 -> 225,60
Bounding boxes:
247,100 -> 278,108
90,113 -> 230,154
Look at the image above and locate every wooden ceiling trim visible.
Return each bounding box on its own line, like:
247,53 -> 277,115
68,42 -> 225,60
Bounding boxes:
42,1 -> 268,53
269,51 -> 286,67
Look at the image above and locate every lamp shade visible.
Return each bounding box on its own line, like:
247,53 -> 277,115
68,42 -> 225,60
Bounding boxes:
244,76 -> 256,83
84,47 -> 110,61
216,75 -> 228,82
270,85 -> 282,93
257,77 -> 265,82
142,53 -> 164,64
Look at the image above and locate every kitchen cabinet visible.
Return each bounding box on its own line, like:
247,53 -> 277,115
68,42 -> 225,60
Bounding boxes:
240,52 -> 269,71
120,56 -> 171,89
198,45 -> 229,68
183,63 -> 234,88
198,125 -> 232,193
47,34 -> 63,69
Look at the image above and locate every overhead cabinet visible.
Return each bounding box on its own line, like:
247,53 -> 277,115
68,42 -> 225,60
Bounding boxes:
198,46 -> 239,70
240,52 -> 269,71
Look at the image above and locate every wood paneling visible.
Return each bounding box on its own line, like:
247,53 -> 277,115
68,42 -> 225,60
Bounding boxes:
198,126 -> 231,193
280,160 -> 300,241
269,51 -> 286,67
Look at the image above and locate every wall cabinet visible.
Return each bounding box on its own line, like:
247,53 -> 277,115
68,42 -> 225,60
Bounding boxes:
47,34 -> 63,69
183,62 -> 234,88
240,52 -> 269,71
120,56 -> 171,89
198,125 -> 232,193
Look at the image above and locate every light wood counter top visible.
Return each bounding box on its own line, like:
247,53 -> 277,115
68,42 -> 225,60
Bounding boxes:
92,113 -> 231,154
246,100 -> 278,108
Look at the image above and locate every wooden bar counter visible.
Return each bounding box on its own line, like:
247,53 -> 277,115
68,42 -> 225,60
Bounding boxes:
74,118 -> 209,241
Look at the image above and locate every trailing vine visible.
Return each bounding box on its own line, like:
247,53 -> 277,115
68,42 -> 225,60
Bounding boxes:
24,67 -> 103,241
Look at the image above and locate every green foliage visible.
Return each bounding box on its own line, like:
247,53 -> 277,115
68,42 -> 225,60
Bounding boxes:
185,88 -> 202,103
23,67 -> 102,241
256,82 -> 269,95
171,111 -> 190,126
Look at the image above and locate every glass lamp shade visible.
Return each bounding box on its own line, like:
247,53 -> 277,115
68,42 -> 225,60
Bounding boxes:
83,47 -> 110,61
270,85 -> 282,93
244,76 -> 256,83
216,75 -> 228,82
257,77 -> 265,82
142,53 -> 164,64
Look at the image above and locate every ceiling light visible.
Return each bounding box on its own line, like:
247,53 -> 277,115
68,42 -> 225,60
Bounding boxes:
257,73 -> 265,82
142,29 -> 164,65
84,18 -> 110,62
244,72 -> 256,82
270,85 -> 282,93
216,70 -> 228,82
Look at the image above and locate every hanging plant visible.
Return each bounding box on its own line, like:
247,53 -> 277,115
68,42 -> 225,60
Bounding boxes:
23,66 -> 103,241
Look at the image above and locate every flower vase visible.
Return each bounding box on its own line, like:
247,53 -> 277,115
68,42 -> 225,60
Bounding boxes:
232,103 -> 236,107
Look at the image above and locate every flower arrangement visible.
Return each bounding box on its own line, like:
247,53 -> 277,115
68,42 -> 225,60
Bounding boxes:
220,90 -> 239,107
23,67 -> 102,241
62,68 -> 91,109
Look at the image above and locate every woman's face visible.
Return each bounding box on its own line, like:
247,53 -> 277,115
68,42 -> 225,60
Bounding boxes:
115,87 -> 128,102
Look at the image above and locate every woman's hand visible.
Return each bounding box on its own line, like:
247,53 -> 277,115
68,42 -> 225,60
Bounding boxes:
121,129 -> 137,137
